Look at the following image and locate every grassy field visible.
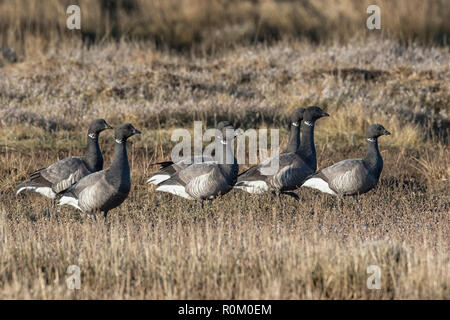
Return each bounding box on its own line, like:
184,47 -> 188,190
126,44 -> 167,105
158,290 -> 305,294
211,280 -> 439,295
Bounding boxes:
1,0 -> 449,54
0,1 -> 449,299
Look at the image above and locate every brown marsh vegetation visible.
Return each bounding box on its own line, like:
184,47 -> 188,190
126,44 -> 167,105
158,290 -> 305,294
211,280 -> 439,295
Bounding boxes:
0,0 -> 449,299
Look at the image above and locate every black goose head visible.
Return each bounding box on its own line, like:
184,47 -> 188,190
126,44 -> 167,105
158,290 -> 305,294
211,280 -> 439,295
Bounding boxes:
115,123 -> 141,143
366,124 -> 390,139
303,106 -> 329,124
88,119 -> 113,135
216,121 -> 242,142
290,108 -> 305,127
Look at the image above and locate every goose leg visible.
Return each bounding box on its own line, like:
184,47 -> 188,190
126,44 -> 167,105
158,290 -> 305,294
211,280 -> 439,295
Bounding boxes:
197,200 -> 210,210
274,190 -> 284,210
191,200 -> 203,211
81,212 -> 97,221
352,196 -> 361,215
337,195 -> 344,214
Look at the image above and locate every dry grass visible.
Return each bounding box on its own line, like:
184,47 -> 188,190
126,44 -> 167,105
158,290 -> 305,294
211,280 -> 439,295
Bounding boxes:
0,1 -> 449,300
0,144 -> 449,299
1,0 -> 449,56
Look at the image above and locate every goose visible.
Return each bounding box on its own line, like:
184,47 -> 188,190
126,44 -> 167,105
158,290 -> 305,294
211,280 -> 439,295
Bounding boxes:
58,123 -> 141,218
16,119 -> 113,199
147,154 -> 214,186
145,108 -> 306,186
234,106 -> 329,198
281,107 -> 305,154
302,124 -> 390,196
155,121 -> 240,200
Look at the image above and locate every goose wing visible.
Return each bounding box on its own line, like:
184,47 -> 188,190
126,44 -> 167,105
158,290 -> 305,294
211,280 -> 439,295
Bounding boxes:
237,153 -> 298,182
156,161 -> 219,200
303,159 -> 369,195
235,153 -> 300,193
147,155 -> 214,185
17,157 -> 91,197
60,170 -> 106,198
176,161 -> 218,184
58,170 -> 111,212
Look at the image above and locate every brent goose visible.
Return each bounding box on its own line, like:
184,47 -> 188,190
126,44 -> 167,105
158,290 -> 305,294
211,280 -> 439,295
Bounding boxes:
234,106 -> 329,197
58,123 -> 141,218
145,108 -> 306,187
147,154 -> 214,186
155,121 -> 240,200
302,124 -> 390,196
282,107 -> 305,154
16,119 -> 112,198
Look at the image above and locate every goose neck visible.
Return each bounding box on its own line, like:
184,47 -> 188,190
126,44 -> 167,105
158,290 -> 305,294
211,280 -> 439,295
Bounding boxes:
364,138 -> 383,174
85,133 -> 103,171
216,139 -> 238,173
105,140 -> 131,191
110,140 -> 129,171
285,122 -> 301,153
297,121 -> 316,170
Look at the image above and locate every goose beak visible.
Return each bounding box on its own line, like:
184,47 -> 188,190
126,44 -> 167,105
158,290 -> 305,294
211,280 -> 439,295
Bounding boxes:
321,112 -> 329,117
383,129 -> 391,135
133,128 -> 141,135
105,123 -> 113,130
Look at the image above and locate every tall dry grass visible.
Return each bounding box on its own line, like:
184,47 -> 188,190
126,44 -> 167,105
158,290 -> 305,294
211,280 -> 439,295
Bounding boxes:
0,1 -> 449,300
1,37 -> 449,298
1,0 -> 449,57
1,125 -> 449,299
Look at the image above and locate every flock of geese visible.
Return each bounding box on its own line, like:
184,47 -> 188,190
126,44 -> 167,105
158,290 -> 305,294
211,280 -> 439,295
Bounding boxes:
16,106 -> 390,218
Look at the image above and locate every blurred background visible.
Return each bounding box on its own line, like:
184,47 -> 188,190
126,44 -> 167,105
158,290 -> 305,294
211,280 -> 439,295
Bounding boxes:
0,0 -> 449,59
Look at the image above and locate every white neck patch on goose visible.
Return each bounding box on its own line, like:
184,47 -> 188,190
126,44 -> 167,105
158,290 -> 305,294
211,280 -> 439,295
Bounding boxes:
88,133 -> 97,139
292,122 -> 300,127
304,121 -> 314,127
220,139 -> 228,145
115,138 -> 124,144
367,138 -> 376,142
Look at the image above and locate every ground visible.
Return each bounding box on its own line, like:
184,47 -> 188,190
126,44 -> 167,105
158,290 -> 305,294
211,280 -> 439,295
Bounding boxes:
0,37 -> 449,298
